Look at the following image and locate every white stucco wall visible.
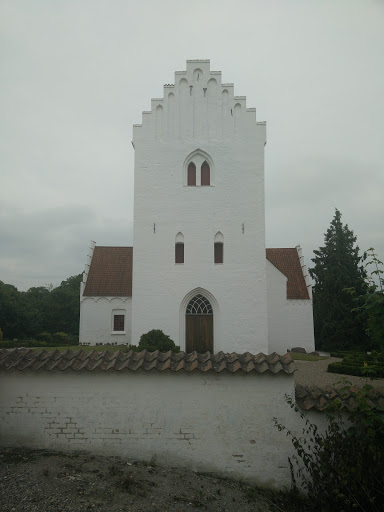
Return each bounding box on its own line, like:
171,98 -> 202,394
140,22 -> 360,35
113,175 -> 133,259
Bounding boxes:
266,261 -> 315,354
132,60 -> 268,353
0,370 -> 300,488
79,297 -> 132,345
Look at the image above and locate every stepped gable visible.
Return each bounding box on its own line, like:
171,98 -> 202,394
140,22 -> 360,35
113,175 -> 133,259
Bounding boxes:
83,246 -> 132,297
0,349 -> 295,375
266,248 -> 310,299
296,384 -> 384,412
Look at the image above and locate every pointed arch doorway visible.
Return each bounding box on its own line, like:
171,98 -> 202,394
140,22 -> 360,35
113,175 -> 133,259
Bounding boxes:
185,294 -> 213,353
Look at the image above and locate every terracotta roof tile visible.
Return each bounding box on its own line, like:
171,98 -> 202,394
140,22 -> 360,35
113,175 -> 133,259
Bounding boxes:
83,246 -> 132,297
295,384 -> 384,412
0,349 -> 296,375
83,246 -> 308,300
266,248 -> 310,299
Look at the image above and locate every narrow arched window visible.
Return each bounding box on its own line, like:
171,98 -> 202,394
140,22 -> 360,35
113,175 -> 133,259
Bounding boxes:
214,232 -> 224,264
201,161 -> 210,186
187,162 -> 196,186
214,243 -> 223,263
175,232 -> 184,263
175,243 -> 184,263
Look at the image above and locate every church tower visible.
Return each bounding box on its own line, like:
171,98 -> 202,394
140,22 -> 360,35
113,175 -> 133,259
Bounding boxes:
131,60 -> 269,353
80,59 -> 314,353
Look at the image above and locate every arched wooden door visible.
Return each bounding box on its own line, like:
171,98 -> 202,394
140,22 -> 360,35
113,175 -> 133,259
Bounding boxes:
185,294 -> 213,353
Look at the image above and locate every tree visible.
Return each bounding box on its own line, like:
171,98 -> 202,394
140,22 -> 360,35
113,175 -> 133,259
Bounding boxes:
363,250 -> 384,350
309,209 -> 368,351
0,281 -> 27,339
47,274 -> 82,336
0,274 -> 82,341
21,286 -> 51,336
347,248 -> 384,351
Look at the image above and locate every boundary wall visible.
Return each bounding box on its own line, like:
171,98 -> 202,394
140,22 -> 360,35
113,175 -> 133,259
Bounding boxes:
0,370 -> 309,488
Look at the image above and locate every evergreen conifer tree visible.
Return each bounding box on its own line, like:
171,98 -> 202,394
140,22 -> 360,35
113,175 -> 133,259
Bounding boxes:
309,209 -> 368,350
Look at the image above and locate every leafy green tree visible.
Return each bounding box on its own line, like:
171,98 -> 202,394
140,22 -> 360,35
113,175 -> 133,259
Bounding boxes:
346,248 -> 384,351
0,281 -> 28,339
47,274 -> 82,336
309,209 -> 368,351
363,250 -> 384,349
0,274 -> 82,342
21,286 -> 51,336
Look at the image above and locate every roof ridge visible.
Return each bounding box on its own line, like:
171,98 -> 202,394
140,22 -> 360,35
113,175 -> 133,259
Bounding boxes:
0,348 -> 296,375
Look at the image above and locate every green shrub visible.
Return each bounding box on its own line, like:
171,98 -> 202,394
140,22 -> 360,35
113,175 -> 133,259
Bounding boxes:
274,385 -> 384,511
0,328 -> 3,342
0,340 -> 23,349
328,361 -> 384,378
330,350 -> 367,358
125,344 -> 139,352
138,329 -> 180,353
0,340 -> 47,349
328,350 -> 384,378
52,332 -> 69,344
68,334 -> 79,345
36,332 -> 52,342
342,352 -> 384,364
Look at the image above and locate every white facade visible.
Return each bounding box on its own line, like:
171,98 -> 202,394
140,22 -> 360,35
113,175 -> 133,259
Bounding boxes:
79,297 -> 132,346
131,60 -> 268,353
267,260 -> 314,353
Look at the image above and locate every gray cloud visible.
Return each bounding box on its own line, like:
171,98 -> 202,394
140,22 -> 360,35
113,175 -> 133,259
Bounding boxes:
1,0 -> 383,290
0,203 -> 132,289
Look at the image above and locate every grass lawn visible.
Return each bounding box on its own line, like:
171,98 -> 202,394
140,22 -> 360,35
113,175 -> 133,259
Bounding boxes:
33,345 -> 131,353
289,353 -> 329,361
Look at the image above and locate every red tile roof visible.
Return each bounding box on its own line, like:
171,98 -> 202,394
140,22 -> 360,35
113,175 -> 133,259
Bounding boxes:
83,246 -> 309,300
83,247 -> 132,297
266,248 -> 310,300
296,384 -> 384,412
0,349 -> 296,375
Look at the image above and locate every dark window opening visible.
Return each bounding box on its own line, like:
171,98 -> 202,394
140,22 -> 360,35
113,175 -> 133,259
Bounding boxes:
201,161 -> 210,186
214,242 -> 223,264
175,242 -> 184,263
187,162 -> 196,186
114,315 -> 125,331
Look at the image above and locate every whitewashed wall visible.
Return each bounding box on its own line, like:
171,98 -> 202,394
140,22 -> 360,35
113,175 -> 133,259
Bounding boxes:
132,60 -> 269,353
79,297 -> 132,345
266,261 -> 315,353
0,370 -> 300,488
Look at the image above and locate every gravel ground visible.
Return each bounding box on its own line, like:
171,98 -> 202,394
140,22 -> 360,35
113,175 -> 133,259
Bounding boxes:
294,357 -> 384,389
0,449 -> 282,512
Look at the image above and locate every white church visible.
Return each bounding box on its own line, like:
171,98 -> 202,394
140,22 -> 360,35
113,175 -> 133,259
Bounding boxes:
79,60 -> 315,355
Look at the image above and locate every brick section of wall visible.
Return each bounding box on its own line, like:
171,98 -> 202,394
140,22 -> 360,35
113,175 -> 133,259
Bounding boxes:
0,370 -> 299,488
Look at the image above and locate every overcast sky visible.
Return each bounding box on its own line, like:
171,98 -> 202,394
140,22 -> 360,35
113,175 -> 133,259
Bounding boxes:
1,0 -> 383,291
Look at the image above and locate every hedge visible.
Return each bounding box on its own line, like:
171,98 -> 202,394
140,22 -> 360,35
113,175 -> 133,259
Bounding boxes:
353,355 -> 382,362
328,362 -> 384,378
330,351 -> 363,358
0,340 -> 79,349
